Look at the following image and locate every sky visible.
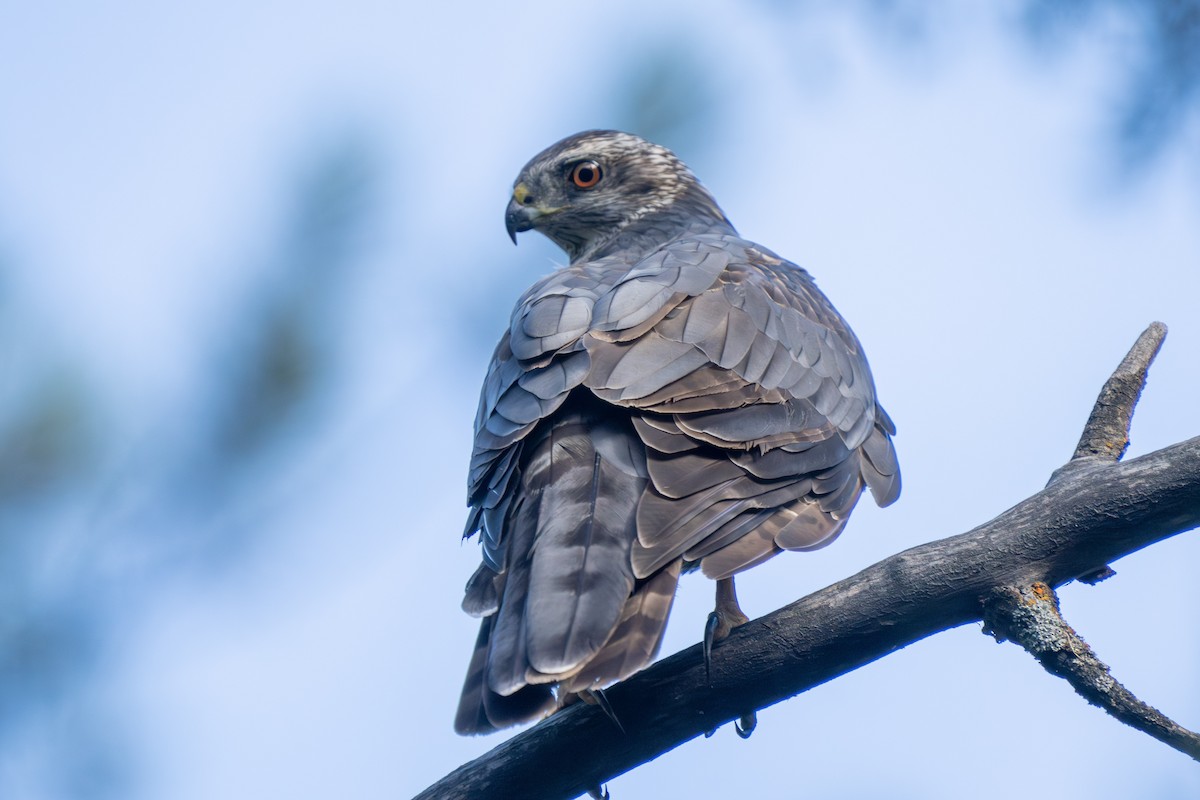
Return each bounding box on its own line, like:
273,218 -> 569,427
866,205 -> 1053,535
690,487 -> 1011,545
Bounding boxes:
1,3 -> 1198,799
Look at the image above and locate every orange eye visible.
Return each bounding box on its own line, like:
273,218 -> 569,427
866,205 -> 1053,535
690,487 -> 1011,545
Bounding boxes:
570,161 -> 602,189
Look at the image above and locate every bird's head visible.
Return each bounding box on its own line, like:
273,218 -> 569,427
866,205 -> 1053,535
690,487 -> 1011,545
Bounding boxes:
505,130 -> 732,263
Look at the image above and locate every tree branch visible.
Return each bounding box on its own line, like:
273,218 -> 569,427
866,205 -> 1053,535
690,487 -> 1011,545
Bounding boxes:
417,324 -> 1200,800
1049,321 -> 1166,585
982,582 -> 1200,761
1074,321 -> 1166,460
1050,320 -> 1167,488
983,321 -> 1200,761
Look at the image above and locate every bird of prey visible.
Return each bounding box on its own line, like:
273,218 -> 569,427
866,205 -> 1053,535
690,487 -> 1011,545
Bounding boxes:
455,130 -> 899,735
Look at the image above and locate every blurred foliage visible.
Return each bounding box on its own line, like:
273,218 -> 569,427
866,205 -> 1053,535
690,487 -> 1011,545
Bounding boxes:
0,132 -> 379,798
206,137 -> 377,475
0,371 -> 94,505
609,46 -> 724,160
0,245 -> 95,508
1022,0 -> 1200,171
0,251 -> 99,772
758,0 -> 1200,173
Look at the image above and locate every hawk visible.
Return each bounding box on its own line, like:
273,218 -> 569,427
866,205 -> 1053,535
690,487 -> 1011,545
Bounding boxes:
455,130 -> 899,734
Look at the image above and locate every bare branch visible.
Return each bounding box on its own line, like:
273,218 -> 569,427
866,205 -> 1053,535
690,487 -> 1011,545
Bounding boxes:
1071,321 -> 1167,463
1046,322 -> 1167,490
1049,322 -> 1167,577
982,582 -> 1200,762
987,323 -> 1198,760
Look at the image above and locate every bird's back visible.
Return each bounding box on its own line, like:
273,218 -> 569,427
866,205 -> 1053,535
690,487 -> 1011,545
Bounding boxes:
456,231 -> 898,733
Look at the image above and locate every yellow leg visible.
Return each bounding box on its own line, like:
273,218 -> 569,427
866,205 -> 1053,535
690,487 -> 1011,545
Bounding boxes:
703,577 -> 750,680
703,577 -> 757,739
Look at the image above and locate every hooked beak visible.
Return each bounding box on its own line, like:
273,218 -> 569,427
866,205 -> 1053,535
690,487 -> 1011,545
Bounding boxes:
505,195 -> 534,245
504,182 -> 560,244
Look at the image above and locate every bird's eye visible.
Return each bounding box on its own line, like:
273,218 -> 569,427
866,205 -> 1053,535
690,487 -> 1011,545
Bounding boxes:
570,161 -> 602,189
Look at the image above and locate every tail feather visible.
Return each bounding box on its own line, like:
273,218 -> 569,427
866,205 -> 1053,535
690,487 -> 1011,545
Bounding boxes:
454,618 -> 496,735
484,495 -> 538,696
561,559 -> 682,693
454,616 -> 555,735
461,563 -> 500,618
524,415 -> 645,675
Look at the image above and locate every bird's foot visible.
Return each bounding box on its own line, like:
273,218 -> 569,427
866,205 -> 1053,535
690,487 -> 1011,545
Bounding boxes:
734,711 -> 757,739
580,687 -> 625,734
703,578 -> 750,683
702,579 -> 759,739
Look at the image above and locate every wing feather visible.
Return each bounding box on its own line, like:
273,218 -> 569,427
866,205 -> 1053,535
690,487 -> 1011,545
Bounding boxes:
579,236 -> 897,580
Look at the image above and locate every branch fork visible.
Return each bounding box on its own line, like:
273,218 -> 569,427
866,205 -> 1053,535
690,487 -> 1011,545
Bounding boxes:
982,321 -> 1199,763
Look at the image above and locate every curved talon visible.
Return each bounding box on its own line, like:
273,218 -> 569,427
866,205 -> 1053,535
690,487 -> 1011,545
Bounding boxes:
703,611 -> 720,683
734,712 -> 757,739
587,688 -> 625,734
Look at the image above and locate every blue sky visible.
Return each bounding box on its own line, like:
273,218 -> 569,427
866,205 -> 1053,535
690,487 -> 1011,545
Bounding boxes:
1,3 -> 1198,799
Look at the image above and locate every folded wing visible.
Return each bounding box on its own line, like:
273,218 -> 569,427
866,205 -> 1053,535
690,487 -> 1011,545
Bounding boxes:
456,233 -> 899,733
